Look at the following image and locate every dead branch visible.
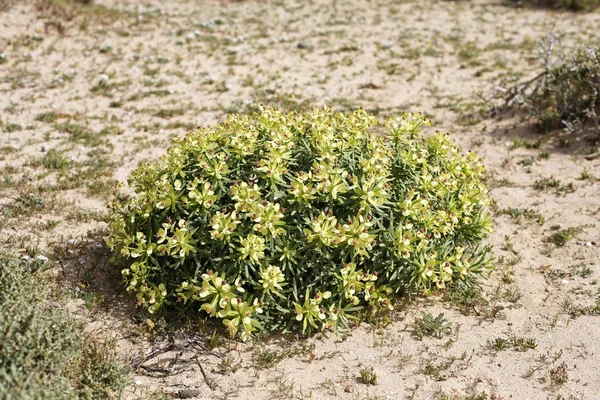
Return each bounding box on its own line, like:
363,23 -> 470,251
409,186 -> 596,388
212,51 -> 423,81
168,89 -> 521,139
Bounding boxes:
130,336 -> 221,374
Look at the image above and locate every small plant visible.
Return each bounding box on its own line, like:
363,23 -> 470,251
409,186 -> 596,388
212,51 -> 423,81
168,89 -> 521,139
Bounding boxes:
498,207 -> 545,225
35,111 -> 59,123
489,337 -> 509,351
254,347 -> 284,369
488,335 -> 537,352
562,296 -> 600,317
251,343 -> 313,369
39,149 -> 71,170
412,312 -> 453,339
511,335 -> 538,351
358,366 -> 378,385
3,122 -> 22,133
579,169 -> 591,180
549,362 -> 569,385
533,177 -> 560,191
107,108 -> 493,339
544,226 -> 583,247
511,137 -> 540,150
533,177 -> 574,196
447,280 -> 485,315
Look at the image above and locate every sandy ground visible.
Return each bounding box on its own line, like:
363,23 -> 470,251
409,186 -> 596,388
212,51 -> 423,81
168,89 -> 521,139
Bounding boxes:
1,0 -> 600,399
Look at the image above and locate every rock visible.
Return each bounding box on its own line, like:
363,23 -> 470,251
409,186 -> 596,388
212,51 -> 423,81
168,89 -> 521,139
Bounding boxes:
98,74 -> 110,85
297,42 -> 314,50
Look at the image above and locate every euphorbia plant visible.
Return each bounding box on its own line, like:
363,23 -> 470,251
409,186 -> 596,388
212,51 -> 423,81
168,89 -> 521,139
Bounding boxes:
107,107 -> 493,339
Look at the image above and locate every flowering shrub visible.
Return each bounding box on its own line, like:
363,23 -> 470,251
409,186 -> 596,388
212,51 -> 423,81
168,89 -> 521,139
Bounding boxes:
107,108 -> 493,339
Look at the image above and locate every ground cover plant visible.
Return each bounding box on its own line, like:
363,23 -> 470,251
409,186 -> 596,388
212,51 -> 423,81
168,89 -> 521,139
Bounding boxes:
107,108 -> 493,339
0,254 -> 128,399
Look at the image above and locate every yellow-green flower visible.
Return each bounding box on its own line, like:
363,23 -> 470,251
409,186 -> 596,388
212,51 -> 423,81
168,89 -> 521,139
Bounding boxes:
238,234 -> 266,264
304,212 -> 340,248
258,265 -> 286,296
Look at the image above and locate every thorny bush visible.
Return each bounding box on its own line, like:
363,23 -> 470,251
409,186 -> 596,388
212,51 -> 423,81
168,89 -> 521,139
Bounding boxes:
530,46 -> 600,141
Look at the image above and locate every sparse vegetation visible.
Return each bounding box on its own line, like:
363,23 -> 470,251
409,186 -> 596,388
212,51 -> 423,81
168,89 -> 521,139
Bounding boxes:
549,362 -> 569,385
412,312 -> 453,339
498,207 -> 545,225
2,0 -> 599,397
358,366 -> 378,385
487,335 -> 538,352
544,226 -> 583,247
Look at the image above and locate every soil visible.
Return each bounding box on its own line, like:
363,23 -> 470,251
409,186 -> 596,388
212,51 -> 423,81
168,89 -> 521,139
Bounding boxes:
1,0 -> 599,399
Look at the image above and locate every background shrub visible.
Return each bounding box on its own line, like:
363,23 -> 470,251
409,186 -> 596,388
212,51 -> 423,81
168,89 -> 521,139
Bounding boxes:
529,46 -> 600,141
107,108 -> 493,339
509,0 -> 600,11
0,255 -> 128,399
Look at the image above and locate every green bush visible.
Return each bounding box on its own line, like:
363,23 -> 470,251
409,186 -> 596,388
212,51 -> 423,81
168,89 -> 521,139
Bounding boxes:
509,0 -> 600,11
530,46 -> 600,138
0,255 -> 128,399
107,108 -> 493,339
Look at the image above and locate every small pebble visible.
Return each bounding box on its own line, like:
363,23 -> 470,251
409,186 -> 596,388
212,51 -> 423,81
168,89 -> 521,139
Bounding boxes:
297,42 -> 313,50
98,74 -> 110,85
